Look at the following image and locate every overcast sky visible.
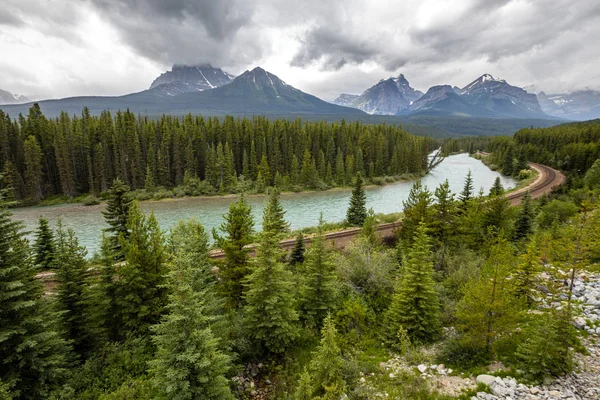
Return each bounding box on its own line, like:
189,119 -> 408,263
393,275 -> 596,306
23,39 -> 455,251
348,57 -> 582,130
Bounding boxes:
1,0 -> 599,101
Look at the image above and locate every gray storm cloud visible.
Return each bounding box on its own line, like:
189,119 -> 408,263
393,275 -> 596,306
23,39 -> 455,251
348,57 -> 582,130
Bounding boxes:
1,0 -> 599,99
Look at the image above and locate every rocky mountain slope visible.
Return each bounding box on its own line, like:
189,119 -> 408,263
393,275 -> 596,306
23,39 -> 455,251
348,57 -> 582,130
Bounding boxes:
536,90 -> 600,120
456,74 -> 546,118
149,64 -> 235,96
0,89 -> 29,105
333,74 -> 423,115
0,67 -> 363,118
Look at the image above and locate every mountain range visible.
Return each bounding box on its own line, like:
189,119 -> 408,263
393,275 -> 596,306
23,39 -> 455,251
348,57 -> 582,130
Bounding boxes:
0,66 -> 363,118
0,89 -> 29,105
2,65 -> 599,138
335,73 -> 548,119
333,74 -> 423,115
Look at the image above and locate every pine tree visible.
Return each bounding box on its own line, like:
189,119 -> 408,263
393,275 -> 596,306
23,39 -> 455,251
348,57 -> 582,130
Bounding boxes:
243,208 -> 298,354
459,170 -> 474,206
513,238 -> 541,308
54,221 -> 93,357
361,208 -> 379,249
456,237 -> 522,355
289,234 -> 306,265
262,188 -> 290,235
0,190 -> 70,399
33,216 -> 55,270
346,172 -> 367,226
301,217 -> 338,327
489,177 -> 504,196
213,195 -> 254,309
115,202 -> 167,338
502,146 -> 514,176
102,178 -> 132,260
432,179 -> 457,248
149,221 -> 233,400
384,222 -> 440,343
294,368 -> 314,400
514,191 -> 534,240
400,181 -> 433,244
484,193 -> 512,233
515,309 -> 577,381
308,314 -> 347,399
23,135 -> 43,203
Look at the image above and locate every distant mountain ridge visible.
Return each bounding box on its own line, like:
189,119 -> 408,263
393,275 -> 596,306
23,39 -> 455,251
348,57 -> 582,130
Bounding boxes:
0,89 -> 29,105
336,73 -> 549,119
333,74 -> 423,115
149,64 -> 235,96
535,90 -> 600,121
0,66 -> 363,118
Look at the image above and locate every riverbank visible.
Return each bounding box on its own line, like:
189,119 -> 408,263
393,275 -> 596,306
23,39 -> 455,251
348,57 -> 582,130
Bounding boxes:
25,172 -> 425,210
12,154 -> 516,256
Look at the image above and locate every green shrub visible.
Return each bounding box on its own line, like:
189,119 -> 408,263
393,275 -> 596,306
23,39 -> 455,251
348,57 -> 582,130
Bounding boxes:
82,195 -> 100,206
537,199 -> 578,228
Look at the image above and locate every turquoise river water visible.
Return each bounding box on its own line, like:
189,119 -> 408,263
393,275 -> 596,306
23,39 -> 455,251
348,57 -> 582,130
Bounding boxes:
11,153 -> 516,256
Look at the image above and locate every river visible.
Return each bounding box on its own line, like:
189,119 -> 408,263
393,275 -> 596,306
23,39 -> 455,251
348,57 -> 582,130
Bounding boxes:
10,153 -> 516,256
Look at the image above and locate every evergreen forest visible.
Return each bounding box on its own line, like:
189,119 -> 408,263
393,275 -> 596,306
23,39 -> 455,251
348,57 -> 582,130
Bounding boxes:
1,117 -> 600,399
0,105 -> 434,205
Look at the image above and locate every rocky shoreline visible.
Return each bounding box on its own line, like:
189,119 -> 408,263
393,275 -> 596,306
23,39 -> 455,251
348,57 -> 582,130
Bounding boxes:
471,271 -> 600,400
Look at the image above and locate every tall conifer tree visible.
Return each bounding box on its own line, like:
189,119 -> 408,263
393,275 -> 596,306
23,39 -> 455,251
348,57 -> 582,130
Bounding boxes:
149,220 -> 233,400
214,195 -> 254,309
346,172 -> 367,226
244,202 -> 298,354
385,222 -> 440,343
33,216 -> 55,270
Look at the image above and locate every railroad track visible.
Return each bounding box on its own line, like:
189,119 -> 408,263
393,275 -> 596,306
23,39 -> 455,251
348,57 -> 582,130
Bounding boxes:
209,161 -> 565,259
505,162 -> 564,206
35,160 -> 565,291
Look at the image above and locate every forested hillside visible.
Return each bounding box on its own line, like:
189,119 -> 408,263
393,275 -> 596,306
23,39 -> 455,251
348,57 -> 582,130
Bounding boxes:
443,120 -> 600,183
0,104 -> 434,205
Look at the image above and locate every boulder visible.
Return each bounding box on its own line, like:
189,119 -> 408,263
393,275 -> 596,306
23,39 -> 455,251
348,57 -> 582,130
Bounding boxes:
476,374 -> 496,386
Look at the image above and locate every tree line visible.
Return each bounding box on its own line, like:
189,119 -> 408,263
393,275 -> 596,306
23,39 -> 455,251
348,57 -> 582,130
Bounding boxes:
442,120 -> 600,183
0,104 -> 435,205
3,154 -> 599,398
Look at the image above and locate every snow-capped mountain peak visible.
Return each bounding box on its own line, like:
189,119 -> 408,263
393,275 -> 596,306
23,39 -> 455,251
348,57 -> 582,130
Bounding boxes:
0,89 -> 30,105
149,64 -> 235,96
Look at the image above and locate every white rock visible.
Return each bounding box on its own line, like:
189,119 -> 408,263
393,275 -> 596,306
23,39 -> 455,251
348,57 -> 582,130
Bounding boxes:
476,374 -> 496,386
417,364 -> 427,373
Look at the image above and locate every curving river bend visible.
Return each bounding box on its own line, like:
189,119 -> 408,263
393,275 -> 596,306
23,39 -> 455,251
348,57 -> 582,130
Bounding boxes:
11,153 -> 516,256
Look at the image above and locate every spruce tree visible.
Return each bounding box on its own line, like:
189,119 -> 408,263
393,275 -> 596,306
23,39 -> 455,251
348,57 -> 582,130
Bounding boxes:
102,178 -> 132,260
294,368 -> 314,400
263,188 -> 290,235
54,221 -> 93,357
0,191 -> 70,399
115,202 -> 167,338
432,179 -> 457,248
307,314 -> 347,399
213,195 -> 254,309
289,233 -> 306,266
385,222 -> 440,343
301,217 -> 338,327
23,135 -> 43,203
459,170 -> 474,206
33,216 -> 55,270
513,238 -> 541,308
346,172 -> 367,226
243,207 -> 298,354
514,191 -> 534,240
515,309 -> 577,381
400,181 -> 433,244
502,146 -> 514,176
456,237 -> 522,355
489,177 -> 504,196
149,221 -> 233,400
